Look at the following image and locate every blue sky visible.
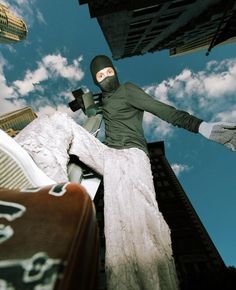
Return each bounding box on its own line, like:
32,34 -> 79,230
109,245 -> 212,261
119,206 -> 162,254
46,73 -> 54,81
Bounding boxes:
1,0 -> 236,266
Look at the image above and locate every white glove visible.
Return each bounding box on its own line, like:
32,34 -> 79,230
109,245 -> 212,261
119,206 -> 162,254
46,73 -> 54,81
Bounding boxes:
199,121 -> 236,151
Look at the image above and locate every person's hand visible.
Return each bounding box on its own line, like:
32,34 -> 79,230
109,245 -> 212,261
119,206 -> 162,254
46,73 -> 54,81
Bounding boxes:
85,104 -> 102,117
199,121 -> 236,151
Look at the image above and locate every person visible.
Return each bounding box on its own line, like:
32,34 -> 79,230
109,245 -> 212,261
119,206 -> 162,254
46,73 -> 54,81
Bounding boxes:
1,55 -> 236,290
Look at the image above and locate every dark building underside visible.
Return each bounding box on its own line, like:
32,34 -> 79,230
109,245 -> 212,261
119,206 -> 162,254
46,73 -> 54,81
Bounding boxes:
79,0 -> 236,59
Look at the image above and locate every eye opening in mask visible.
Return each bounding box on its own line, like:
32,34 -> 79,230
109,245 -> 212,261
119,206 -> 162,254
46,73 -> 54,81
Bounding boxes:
96,67 -> 115,83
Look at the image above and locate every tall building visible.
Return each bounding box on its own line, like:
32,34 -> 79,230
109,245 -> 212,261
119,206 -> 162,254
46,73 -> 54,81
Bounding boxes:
147,141 -> 229,289
0,3 -> 27,44
94,141 -> 231,290
0,107 -> 36,136
78,0 -> 236,59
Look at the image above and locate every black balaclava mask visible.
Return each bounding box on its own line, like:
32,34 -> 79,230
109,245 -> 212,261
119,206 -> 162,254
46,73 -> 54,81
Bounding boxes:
90,55 -> 120,96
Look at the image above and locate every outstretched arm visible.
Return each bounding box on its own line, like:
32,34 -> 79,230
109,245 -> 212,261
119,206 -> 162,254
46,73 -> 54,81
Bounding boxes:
125,82 -> 236,151
125,82 -> 203,133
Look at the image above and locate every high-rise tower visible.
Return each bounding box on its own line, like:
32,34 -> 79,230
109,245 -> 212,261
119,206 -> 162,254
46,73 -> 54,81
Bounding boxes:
0,107 -> 36,136
0,3 -> 27,44
147,141 -> 229,289
78,0 -> 236,59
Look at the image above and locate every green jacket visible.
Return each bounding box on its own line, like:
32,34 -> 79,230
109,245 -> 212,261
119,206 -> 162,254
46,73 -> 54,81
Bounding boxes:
102,82 -> 202,155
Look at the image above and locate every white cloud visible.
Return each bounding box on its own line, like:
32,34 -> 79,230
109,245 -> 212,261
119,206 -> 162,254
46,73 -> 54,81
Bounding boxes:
12,53 -> 84,96
203,72 -> 236,99
0,55 -> 25,115
143,83 -> 173,105
175,68 -> 192,82
58,90 -> 75,102
36,9 -> 46,25
13,66 -> 48,96
144,57 -> 236,106
142,57 -> 236,140
143,112 -> 173,141
0,52 -> 85,117
215,108 -> 236,123
3,44 -> 17,54
0,98 -> 25,115
171,163 -> 191,177
42,54 -> 84,81
0,57 -> 15,97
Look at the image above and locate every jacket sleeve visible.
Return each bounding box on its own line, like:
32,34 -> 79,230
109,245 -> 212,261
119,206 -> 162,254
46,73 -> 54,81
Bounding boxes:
125,82 -> 203,133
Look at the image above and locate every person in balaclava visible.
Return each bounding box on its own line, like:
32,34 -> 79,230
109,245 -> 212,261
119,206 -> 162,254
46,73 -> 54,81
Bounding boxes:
4,55 -> 236,290
90,55 -> 236,153
89,55 -> 236,290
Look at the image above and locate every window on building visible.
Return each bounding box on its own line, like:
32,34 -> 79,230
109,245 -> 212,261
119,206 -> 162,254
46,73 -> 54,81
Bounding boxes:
156,181 -> 162,188
196,261 -> 209,272
128,29 -> 146,37
130,19 -> 152,30
168,0 -> 196,10
126,40 -> 138,45
127,35 -> 140,41
156,190 -> 166,199
163,180 -> 170,186
140,40 -> 150,45
124,46 -> 136,52
157,189 -> 176,199
159,12 -> 182,22
184,262 -> 198,277
143,36 -> 155,42
146,32 -> 160,38
151,23 -> 169,31
133,5 -> 161,18
153,172 -> 159,178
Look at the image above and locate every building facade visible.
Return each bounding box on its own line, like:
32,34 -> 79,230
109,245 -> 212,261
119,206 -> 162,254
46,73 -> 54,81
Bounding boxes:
0,107 -> 36,136
94,141 -> 230,290
79,0 -> 236,59
0,3 -> 27,44
147,141 -> 229,289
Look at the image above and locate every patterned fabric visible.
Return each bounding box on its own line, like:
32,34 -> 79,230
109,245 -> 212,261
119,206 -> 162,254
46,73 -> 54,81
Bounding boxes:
15,112 -> 75,183
103,148 -> 179,290
14,112 -> 179,290
0,183 -> 99,290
